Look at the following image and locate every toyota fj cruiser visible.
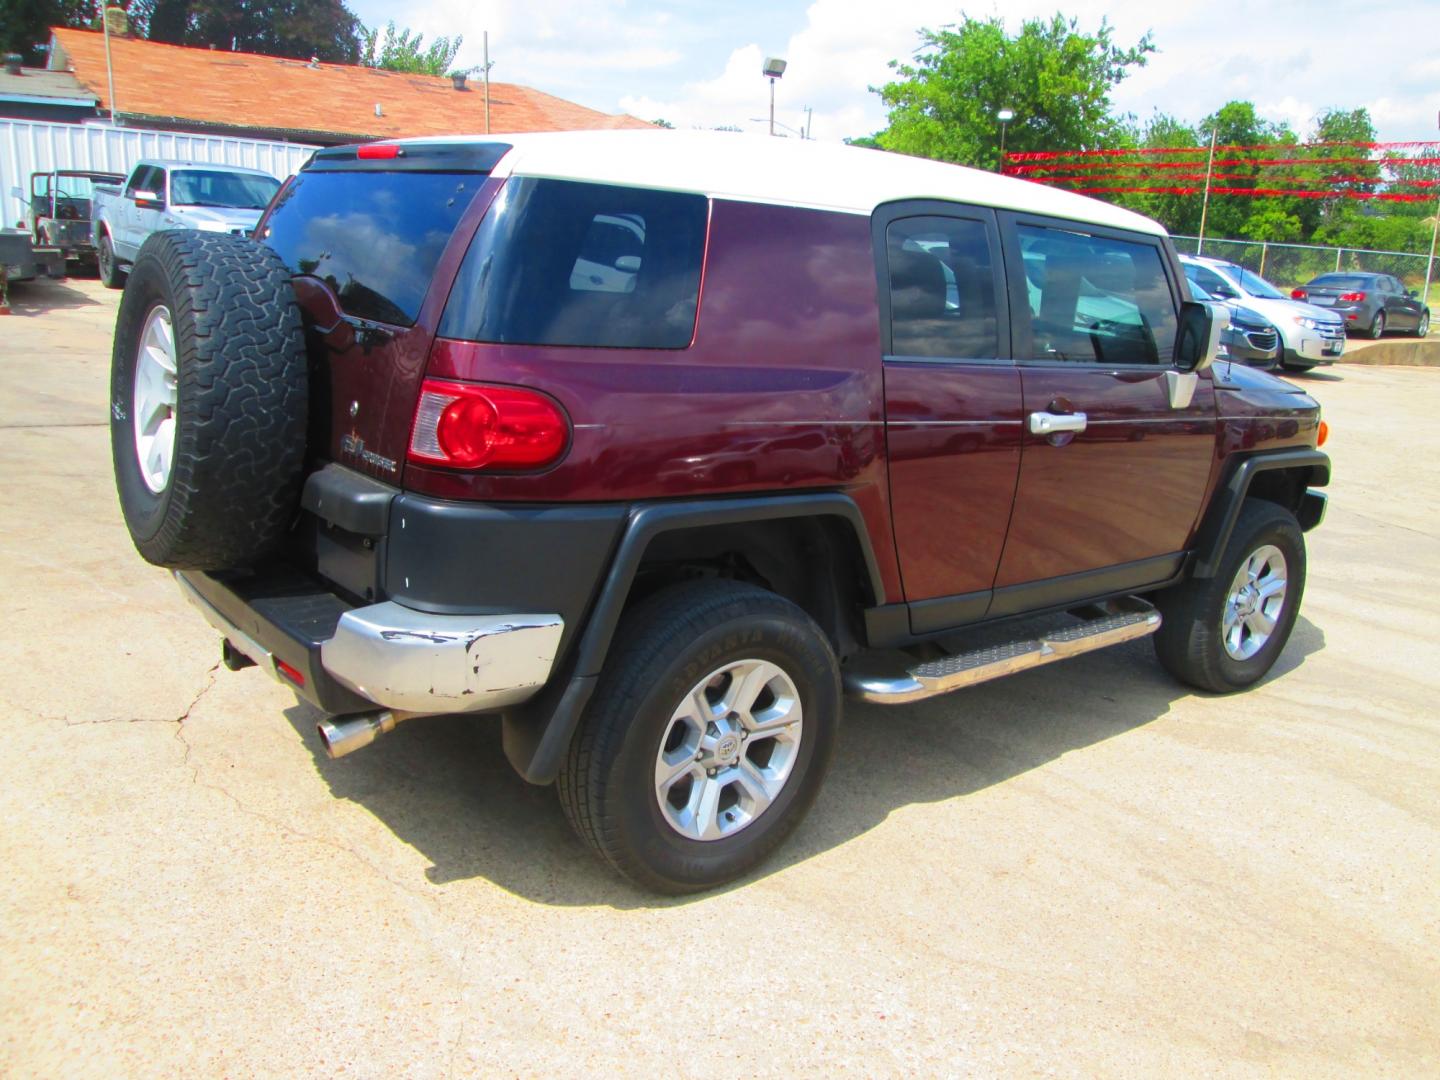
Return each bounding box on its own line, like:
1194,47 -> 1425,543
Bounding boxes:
110,132 -> 1329,893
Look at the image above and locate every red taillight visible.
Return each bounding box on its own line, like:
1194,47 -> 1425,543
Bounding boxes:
1291,288 -> 1308,300
1338,291 -> 1366,303
408,379 -> 570,471
357,143 -> 402,159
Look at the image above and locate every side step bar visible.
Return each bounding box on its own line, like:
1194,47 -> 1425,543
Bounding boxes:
845,602 -> 1161,705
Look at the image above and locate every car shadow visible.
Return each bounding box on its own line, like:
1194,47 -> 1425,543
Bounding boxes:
5,277 -> 104,315
282,615 -> 1326,908
1285,369 -> 1344,382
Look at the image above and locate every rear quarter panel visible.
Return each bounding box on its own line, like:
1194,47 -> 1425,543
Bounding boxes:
412,196 -> 903,601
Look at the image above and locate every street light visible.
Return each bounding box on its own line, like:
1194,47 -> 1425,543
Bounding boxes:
996,108 -> 1015,171
762,57 -> 787,137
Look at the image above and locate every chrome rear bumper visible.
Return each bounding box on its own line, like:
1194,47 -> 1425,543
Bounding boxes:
175,571 -> 562,715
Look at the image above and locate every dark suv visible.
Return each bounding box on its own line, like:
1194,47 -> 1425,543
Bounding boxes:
109,132 -> 1329,892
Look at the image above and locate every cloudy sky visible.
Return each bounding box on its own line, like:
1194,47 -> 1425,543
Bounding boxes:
348,0 -> 1440,144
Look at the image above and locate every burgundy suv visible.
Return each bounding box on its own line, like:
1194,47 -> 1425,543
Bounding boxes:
109,132 -> 1329,892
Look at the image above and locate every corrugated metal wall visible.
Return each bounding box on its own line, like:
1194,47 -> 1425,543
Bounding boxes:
1,119 -> 316,228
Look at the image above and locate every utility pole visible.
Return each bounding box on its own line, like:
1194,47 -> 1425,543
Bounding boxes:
1197,126 -> 1218,254
482,32 -> 491,134
102,5 -> 119,125
1426,114 -> 1440,315
804,106 -> 812,140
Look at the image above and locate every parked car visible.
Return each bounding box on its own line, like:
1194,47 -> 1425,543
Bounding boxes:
1292,272 -> 1430,339
109,132 -> 1329,892
25,169 -> 125,265
1187,281 -> 1280,368
1179,254 -> 1345,372
92,159 -> 281,288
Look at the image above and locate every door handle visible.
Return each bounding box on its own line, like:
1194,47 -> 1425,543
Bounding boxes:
1029,411 -> 1088,436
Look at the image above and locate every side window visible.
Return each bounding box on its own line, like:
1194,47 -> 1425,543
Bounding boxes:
124,168 -> 149,197
1018,225 -> 1177,364
884,215 -> 999,359
439,178 -> 707,350
1186,264 -> 1232,299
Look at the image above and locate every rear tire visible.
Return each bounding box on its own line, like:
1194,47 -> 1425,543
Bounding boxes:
110,230 -> 308,570
558,579 -> 841,894
1152,500 -> 1306,693
97,232 -> 124,289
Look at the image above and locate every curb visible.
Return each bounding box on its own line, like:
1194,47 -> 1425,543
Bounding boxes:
1339,339 -> 1440,367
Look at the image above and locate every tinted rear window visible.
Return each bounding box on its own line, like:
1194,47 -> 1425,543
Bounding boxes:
1309,275 -> 1369,289
439,178 -> 707,349
262,169 -> 481,326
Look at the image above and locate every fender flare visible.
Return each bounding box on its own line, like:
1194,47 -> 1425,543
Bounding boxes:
501,492 -> 885,785
1191,449 -> 1330,579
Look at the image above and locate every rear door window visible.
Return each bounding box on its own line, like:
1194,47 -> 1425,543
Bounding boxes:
884,215 -> 1001,359
1016,225 -> 1177,364
261,169 -> 482,326
439,178 -> 707,349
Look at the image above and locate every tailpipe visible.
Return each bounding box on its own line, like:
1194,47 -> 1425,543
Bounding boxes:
317,710 -> 427,760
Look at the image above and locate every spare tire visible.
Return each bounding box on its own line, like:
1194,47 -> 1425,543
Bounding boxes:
110,230 -> 307,570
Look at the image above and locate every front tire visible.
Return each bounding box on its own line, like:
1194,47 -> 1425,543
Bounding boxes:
1367,311 -> 1385,339
1412,310 -> 1430,338
558,579 -> 841,894
1152,500 -> 1306,693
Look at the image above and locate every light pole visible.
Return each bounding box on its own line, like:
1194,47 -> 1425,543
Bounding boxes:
996,108 -> 1014,171
762,57 -> 787,137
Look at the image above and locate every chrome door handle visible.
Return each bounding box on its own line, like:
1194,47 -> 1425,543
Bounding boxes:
1029,411 -> 1088,436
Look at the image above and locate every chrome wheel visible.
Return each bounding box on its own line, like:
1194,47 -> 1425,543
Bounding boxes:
132,305 -> 178,494
1222,544 -> 1287,660
1369,311 -> 1385,339
1418,312 -> 1430,338
653,658 -> 803,842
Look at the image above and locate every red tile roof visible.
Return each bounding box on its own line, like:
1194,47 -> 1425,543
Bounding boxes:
49,28 -> 655,142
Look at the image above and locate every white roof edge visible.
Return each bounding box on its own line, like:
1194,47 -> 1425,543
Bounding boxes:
389,129 -> 1169,237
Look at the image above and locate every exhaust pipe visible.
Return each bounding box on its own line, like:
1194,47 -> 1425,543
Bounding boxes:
317,710 -> 428,760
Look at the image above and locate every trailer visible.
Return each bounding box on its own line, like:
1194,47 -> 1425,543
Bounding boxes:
0,228 -> 66,283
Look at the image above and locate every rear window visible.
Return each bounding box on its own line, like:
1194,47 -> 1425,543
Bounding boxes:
1309,275 -> 1368,289
438,178 -> 707,349
262,169 -> 481,326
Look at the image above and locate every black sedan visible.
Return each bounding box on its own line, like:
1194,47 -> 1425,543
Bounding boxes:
1293,272 -> 1430,338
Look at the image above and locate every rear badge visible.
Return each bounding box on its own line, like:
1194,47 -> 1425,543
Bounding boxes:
341,432 -> 398,473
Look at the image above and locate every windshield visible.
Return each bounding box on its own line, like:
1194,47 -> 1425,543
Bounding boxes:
171,170 -> 280,210
44,173 -> 122,199
1228,264 -> 1286,300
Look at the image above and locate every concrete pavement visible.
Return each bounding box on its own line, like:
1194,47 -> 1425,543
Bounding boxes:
1,276 -> 1437,1077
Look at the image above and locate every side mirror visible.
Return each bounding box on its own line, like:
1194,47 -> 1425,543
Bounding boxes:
1176,300 -> 1228,373
133,190 -> 165,210
1408,289 -> 1419,300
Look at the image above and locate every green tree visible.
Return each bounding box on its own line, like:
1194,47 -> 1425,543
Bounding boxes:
1195,101 -> 1298,241
873,13 -> 1154,170
134,0 -> 362,63
0,0 -> 99,65
359,21 -> 463,76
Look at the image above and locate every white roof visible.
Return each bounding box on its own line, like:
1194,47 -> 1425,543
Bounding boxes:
414,130 -> 1168,237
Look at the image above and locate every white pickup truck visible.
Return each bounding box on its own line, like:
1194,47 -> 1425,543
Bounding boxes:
93,159 -> 282,288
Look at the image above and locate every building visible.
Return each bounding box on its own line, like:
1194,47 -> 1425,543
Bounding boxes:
41,28 -> 654,145
0,54 -> 99,123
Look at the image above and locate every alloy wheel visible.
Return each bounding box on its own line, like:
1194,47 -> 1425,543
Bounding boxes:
132,305 -> 178,494
1222,544 -> 1288,661
653,658 -> 803,841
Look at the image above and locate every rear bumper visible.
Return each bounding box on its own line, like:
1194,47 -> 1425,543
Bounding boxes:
176,570 -> 562,716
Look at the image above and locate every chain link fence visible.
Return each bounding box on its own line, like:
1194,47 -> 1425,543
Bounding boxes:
1172,235 -> 1437,304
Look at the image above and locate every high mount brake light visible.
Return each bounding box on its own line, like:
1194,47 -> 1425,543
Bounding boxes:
408,379 -> 570,471
357,143 -> 403,160
1338,291 -> 1367,302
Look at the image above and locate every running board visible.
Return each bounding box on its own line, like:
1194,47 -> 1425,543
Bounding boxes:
844,602 -> 1161,705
